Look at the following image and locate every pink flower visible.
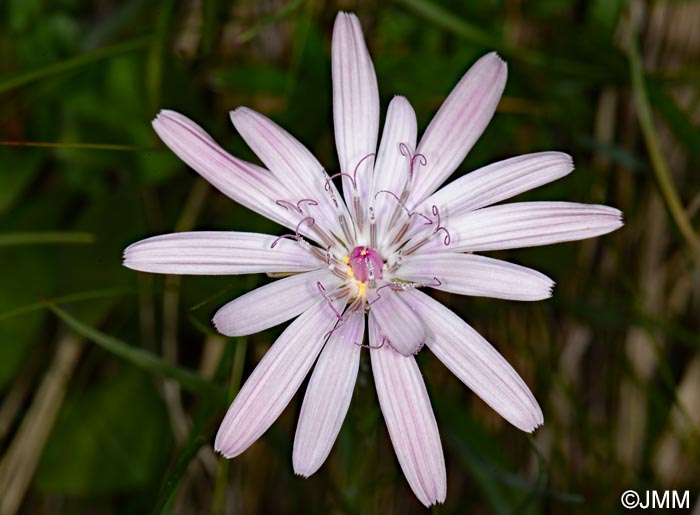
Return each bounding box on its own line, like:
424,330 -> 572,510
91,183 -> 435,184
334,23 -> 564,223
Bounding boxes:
123,12 -> 623,506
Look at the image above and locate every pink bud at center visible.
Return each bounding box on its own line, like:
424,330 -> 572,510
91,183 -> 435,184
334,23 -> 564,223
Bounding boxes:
348,246 -> 383,283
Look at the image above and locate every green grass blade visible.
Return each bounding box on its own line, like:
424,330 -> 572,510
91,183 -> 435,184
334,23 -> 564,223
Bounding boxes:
0,287 -> 134,322
47,302 -> 226,402
0,140 -> 154,152
397,0 -> 608,79
628,32 -> 700,263
0,36 -> 153,94
0,231 -> 95,246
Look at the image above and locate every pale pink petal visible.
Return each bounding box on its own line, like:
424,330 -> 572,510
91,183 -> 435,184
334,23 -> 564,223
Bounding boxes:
215,300 -> 342,458
153,110 -> 301,232
123,231 -> 321,275
213,269 -> 337,337
230,107 -> 350,238
332,12 -> 380,218
404,289 -> 543,432
414,201 -> 624,254
409,53 -> 507,206
293,311 -> 365,476
417,152 -> 573,218
369,317 -> 446,507
370,96 -> 418,246
398,253 -> 554,301
370,288 -> 426,356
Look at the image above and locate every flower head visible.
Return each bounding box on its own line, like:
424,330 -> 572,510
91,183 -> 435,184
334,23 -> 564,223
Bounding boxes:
123,12 -> 623,506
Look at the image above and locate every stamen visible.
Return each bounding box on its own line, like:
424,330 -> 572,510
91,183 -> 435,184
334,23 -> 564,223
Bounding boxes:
331,265 -> 351,280
352,152 -> 376,184
431,205 -> 451,245
410,153 -> 427,178
327,187 -> 340,209
376,190 -> 433,246
296,198 -> 319,211
383,144 -> 429,236
323,297 -> 363,338
368,283 -> 394,306
400,205 -> 451,255
275,199 -> 300,213
369,206 -> 377,249
354,192 -> 363,234
270,216 -> 316,248
308,245 -> 328,262
387,250 -> 403,273
275,198 -> 336,248
376,190 -> 433,226
353,335 -> 387,350
338,212 -> 355,247
398,143 -> 427,180
366,256 -> 376,289
325,172 -> 356,191
317,281 -> 343,321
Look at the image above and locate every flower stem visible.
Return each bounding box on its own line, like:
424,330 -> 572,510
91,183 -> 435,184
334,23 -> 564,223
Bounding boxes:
211,338 -> 247,515
627,32 -> 700,263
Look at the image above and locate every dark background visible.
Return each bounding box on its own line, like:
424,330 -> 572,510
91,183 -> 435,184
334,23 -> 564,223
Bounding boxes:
1,0 -> 699,513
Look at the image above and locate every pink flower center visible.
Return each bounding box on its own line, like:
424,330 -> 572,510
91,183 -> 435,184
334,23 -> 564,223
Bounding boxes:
348,246 -> 383,283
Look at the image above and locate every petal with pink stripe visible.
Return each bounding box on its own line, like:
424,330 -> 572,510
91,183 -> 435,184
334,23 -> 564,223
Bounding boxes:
152,111 -> 300,233
398,252 -> 554,301
293,311 -> 365,476
213,269 -> 337,337
332,12 -> 380,218
370,96 -> 418,246
416,151 -> 573,219
412,201 -> 624,253
215,300 -> 342,458
123,231 -> 321,275
370,316 -> 446,507
230,107 -> 349,239
404,289 -> 543,432
410,53 -> 507,205
370,288 -> 426,356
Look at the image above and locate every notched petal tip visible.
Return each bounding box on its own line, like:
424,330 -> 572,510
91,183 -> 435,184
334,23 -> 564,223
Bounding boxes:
425,497 -> 447,508
121,245 -> 143,271
229,105 -> 252,121
210,315 -> 229,337
152,109 -> 178,126
617,209 -> 626,226
524,415 -> 545,434
517,403 -> 544,433
335,10 -> 358,21
214,430 -> 244,460
487,50 -> 507,67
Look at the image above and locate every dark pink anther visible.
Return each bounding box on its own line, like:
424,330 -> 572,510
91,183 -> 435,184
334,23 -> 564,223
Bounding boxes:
348,246 -> 383,283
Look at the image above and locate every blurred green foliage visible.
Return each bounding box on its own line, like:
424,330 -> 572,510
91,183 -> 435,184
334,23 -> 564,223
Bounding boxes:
1,0 -> 699,514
